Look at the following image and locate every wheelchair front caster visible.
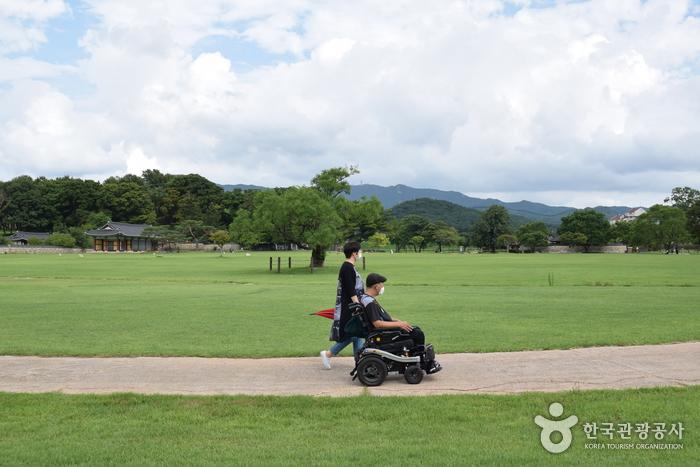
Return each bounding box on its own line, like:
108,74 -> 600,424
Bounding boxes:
403,364 -> 424,384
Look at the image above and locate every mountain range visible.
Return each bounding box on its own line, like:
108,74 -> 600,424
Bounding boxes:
221,183 -> 635,225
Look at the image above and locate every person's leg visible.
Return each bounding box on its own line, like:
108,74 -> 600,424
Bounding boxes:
329,338 -> 353,356
404,326 -> 425,346
321,338 -> 352,369
351,337 -> 365,361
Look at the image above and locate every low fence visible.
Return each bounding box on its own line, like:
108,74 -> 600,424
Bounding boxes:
268,255 -> 367,273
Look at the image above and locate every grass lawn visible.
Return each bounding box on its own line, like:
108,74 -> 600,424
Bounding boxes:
0,387 -> 696,466
0,252 -> 698,357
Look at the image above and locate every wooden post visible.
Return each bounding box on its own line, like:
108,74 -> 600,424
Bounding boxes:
277,257 -> 281,273
269,256 -> 273,271
288,257 -> 291,269
362,256 -> 366,270
310,258 -> 313,273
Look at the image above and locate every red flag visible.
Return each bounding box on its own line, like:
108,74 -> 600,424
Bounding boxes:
310,308 -> 334,319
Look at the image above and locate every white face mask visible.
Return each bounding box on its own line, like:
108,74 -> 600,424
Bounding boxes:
357,251 -> 363,259
378,286 -> 384,295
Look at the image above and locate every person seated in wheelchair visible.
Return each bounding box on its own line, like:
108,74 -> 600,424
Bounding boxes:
360,273 -> 426,349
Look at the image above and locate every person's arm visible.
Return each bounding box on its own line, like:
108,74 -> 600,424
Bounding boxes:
365,303 -> 412,332
340,264 -> 359,303
371,319 -> 413,332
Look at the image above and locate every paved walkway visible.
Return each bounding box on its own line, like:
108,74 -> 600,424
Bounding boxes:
1,342 -> 698,397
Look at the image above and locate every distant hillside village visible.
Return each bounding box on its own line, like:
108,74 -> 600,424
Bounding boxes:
1,169 -> 698,258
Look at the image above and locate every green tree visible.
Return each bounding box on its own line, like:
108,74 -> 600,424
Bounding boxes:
431,221 -> 460,252
609,221 -> 633,245
1,176 -> 57,231
473,205 -> 511,253
631,205 -> 689,251
665,186 -> 700,243
100,177 -> 156,224
665,186 -> 700,211
143,225 -> 186,251
311,166 -> 359,198
229,210 -> 261,249
209,230 -> 231,255
395,215 -> 430,252
687,202 -> 700,243
517,222 -> 550,251
46,233 -> 77,248
558,208 -> 610,252
559,232 -> 588,248
177,220 -> 212,247
497,234 -> 519,252
366,232 -> 390,250
336,196 -> 385,242
0,186 -> 9,233
254,187 -> 342,267
84,212 -> 111,229
409,235 -> 425,253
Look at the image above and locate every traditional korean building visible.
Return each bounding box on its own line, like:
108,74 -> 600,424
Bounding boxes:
86,222 -> 155,252
8,231 -> 50,245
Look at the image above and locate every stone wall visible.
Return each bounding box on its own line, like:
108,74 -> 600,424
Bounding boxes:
540,245 -> 628,253
0,246 -> 87,254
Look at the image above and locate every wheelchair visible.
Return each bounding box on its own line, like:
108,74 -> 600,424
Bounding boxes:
348,302 -> 442,386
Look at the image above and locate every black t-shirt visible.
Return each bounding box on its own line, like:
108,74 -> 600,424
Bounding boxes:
361,296 -> 393,327
331,261 -> 363,340
338,261 -> 363,308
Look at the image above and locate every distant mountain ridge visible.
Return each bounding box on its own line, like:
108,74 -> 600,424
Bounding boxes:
220,182 -> 634,225
389,198 -> 532,231
347,184 -> 633,225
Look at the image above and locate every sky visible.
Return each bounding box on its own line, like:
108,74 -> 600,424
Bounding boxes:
1,0 -> 699,208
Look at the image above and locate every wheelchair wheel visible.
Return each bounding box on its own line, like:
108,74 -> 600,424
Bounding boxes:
357,356 -> 388,386
404,365 -> 424,384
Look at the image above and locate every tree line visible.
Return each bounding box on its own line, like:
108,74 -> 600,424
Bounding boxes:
1,168 -> 698,260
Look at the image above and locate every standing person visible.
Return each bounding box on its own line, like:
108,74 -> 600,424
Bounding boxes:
320,241 -> 365,369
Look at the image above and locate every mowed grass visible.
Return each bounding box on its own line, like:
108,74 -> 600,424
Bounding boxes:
0,252 -> 698,357
0,387 -> 697,466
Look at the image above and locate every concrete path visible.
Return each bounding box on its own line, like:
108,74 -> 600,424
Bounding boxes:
1,342 -> 699,397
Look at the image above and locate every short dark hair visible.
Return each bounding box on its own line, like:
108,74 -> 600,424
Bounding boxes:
366,273 -> 387,288
343,241 -> 361,258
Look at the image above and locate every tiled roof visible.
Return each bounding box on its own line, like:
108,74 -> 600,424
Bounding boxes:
8,231 -> 51,241
85,222 -> 152,237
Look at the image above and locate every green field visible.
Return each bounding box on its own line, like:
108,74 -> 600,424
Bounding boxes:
0,387 -> 696,466
0,252 -> 698,357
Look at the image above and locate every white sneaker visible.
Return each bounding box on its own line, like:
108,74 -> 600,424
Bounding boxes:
320,350 -> 331,370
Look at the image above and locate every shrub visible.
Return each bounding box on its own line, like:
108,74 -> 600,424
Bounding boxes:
47,233 -> 77,248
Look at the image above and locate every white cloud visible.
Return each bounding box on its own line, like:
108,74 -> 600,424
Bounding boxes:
1,0 -> 699,207
0,0 -> 68,53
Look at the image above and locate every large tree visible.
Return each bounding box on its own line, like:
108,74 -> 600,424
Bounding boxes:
0,176 -> 57,231
472,205 -> 511,253
431,221 -> 461,252
100,176 -> 156,224
558,208 -> 610,252
311,166 -> 359,198
517,221 -> 550,251
665,186 -> 700,243
229,210 -> 261,249
335,196 -> 385,242
631,205 -> 689,251
395,215 -> 430,252
254,187 -> 342,267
